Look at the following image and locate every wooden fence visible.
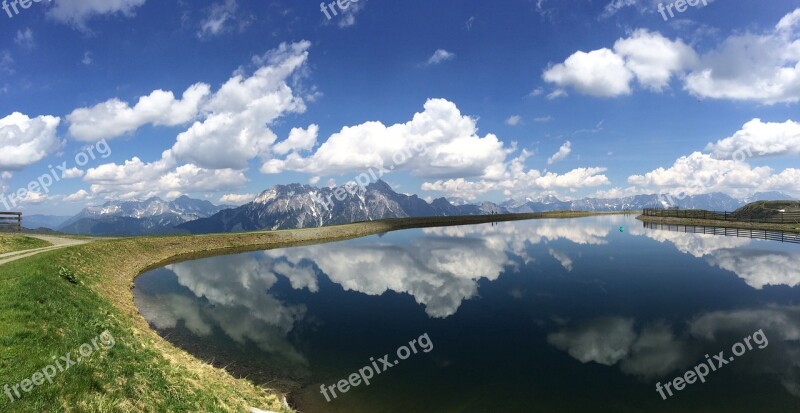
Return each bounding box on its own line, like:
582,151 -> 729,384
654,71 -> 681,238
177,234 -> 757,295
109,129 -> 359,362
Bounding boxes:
0,212 -> 22,232
643,222 -> 800,245
642,208 -> 800,225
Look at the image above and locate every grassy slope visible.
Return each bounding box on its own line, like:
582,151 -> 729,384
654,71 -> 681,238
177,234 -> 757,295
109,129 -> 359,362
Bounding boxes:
732,200 -> 800,219
0,235 -> 51,254
0,213 -> 598,412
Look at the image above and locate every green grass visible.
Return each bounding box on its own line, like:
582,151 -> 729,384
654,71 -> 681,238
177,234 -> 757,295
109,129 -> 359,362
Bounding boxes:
0,234 -> 51,254
0,212 -> 621,412
733,200 -> 800,219
0,245 -> 288,413
0,254 -> 122,411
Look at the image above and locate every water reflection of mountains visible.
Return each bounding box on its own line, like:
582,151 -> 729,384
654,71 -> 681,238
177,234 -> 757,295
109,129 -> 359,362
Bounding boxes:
139,217 -> 800,338
135,216 -> 800,400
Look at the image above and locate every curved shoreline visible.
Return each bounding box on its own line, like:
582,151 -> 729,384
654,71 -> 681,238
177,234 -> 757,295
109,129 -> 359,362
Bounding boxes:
132,212 -> 609,412
0,212 -> 616,412
137,212 -> 604,273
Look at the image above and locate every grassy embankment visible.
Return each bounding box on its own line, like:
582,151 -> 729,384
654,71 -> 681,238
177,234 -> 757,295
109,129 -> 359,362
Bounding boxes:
0,212 -> 598,412
0,234 -> 51,254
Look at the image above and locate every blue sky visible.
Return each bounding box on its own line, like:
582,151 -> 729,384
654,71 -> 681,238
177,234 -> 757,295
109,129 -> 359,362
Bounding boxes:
1,0 -> 799,215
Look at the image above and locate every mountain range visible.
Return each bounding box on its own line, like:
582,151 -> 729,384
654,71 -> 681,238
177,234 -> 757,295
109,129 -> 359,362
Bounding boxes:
55,196 -> 229,236
177,180 -> 487,234
21,182 -> 797,235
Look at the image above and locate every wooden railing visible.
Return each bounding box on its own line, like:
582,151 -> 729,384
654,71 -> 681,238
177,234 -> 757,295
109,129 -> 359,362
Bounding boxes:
643,208 -> 800,225
0,212 -> 22,232
643,222 -> 800,244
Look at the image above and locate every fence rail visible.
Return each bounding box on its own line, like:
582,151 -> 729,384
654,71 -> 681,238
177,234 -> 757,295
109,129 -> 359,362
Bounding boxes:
0,212 -> 22,232
643,222 -> 800,245
642,208 -> 800,225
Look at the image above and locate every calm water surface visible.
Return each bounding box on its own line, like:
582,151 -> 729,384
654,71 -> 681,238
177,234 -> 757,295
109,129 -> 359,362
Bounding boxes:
133,216 -> 800,412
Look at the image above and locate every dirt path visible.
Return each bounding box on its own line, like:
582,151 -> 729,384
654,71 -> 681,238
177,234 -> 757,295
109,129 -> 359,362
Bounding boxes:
0,235 -> 93,266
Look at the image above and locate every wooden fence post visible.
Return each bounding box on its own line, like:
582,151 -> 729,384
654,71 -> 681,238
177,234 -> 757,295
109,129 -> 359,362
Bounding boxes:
0,212 -> 22,232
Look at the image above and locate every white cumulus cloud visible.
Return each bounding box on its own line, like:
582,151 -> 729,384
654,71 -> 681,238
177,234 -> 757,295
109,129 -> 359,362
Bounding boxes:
706,118 -> 800,159
47,0 -> 147,29
85,155 -> 247,200
170,41 -> 310,169
65,189 -> 90,202
273,124 -> 318,155
263,98 -> 508,180
76,41 -> 312,200
548,141 -> 572,165
543,9 -> 800,104
0,112 -> 61,171
544,30 -> 696,96
67,84 -> 211,142
544,48 -> 633,97
218,193 -> 255,205
628,151 -> 800,198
